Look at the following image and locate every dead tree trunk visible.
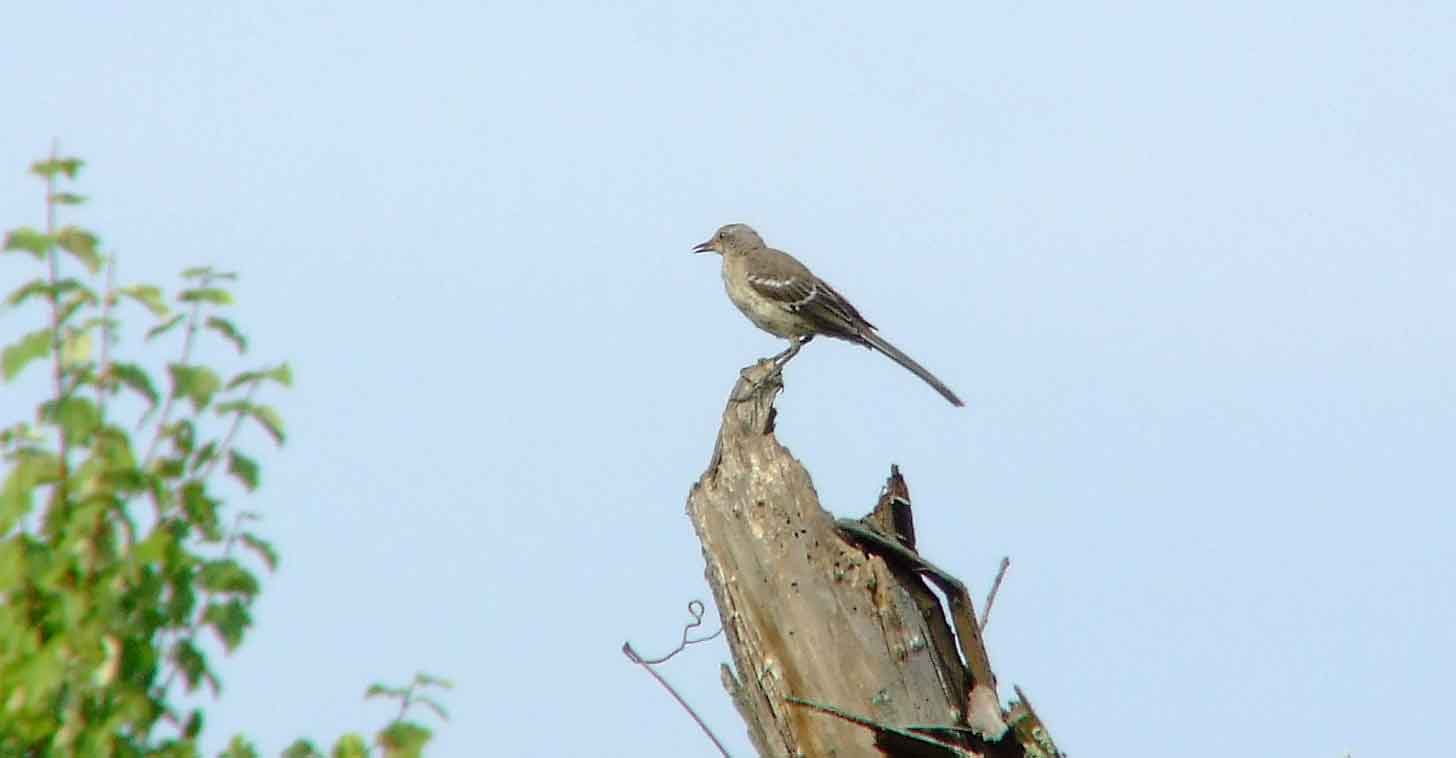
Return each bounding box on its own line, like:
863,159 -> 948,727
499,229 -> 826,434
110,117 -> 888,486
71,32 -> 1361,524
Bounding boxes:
687,362 -> 1060,758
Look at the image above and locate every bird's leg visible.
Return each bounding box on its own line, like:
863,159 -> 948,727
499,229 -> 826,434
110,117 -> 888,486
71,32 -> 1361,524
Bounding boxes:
733,336 -> 814,402
768,335 -> 812,373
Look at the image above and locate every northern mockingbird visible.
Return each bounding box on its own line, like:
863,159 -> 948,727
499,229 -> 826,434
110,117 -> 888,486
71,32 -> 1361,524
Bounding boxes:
693,223 -> 964,407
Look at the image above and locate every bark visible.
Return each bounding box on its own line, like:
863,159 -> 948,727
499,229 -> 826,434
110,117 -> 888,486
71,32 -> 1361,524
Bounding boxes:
686,362 -> 1059,758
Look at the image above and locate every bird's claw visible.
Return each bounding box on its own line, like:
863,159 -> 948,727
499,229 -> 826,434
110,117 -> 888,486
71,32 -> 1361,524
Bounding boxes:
730,359 -> 784,403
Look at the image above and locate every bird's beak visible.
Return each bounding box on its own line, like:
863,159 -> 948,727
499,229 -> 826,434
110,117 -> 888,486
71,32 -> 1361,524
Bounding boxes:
692,238 -> 715,254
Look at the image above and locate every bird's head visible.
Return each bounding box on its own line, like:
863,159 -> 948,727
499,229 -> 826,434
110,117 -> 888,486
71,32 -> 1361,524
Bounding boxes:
693,223 -> 764,256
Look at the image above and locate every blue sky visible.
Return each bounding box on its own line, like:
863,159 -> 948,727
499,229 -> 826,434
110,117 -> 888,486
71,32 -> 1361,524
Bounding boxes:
3,2 -> 1453,756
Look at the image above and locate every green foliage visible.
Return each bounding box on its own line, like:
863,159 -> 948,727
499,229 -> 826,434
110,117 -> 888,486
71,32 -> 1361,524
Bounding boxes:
332,734 -> 371,758
120,283 -> 169,317
3,226 -> 51,257
364,673 -> 454,758
261,673 -> 452,758
378,723 -> 431,758
31,155 -> 84,178
220,736 -> 260,758
3,150 -> 447,755
56,225 -> 102,273
206,316 -> 248,353
2,328 -> 51,381
168,363 -> 223,412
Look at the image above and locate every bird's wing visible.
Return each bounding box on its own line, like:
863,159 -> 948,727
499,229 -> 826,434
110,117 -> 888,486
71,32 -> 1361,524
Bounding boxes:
744,247 -> 963,406
745,248 -> 875,338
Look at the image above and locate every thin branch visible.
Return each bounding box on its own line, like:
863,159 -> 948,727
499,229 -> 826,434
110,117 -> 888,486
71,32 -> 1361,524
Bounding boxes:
141,295 -> 205,467
200,378 -> 262,481
45,139 -> 70,486
156,509 -> 255,699
624,644 -> 730,757
981,557 -> 1010,629
386,674 -> 451,725
97,252 -> 117,418
622,601 -> 729,757
395,682 -> 412,723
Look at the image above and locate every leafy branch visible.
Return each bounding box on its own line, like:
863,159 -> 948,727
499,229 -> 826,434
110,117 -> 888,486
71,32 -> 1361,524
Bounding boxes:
246,674 -> 454,758
1,149 -> 289,754
3,147 -> 448,756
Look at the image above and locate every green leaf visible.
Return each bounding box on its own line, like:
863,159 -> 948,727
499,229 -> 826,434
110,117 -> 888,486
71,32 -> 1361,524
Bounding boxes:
267,362 -> 294,387
227,450 -> 260,491
119,284 -> 169,317
54,277 -> 88,296
168,364 -> 222,411
146,313 -> 185,340
227,362 -> 292,390
220,736 -> 260,758
330,734 -> 369,758
215,399 -> 252,415
171,639 -> 208,691
282,740 -> 322,758
164,552 -> 200,622
180,480 -> 219,537
51,192 -> 86,205
110,362 -> 159,408
203,599 -> 252,651
225,373 -> 260,390
183,708 -> 204,738
167,418 -> 196,457
6,277 -> 48,307
3,226 -> 51,257
57,286 -> 99,325
414,672 -> 454,690
1,450 -> 63,533
44,397 -> 101,441
3,329 -> 52,381
415,695 -> 450,722
192,440 -> 218,472
6,278 -> 90,314
133,526 -> 176,564
155,456 -> 185,480
57,226 -> 102,273
91,420 -> 136,457
61,330 -> 92,369
198,558 -> 260,596
365,683 -> 406,700
181,266 -> 213,280
0,421 -> 40,447
249,404 -> 286,444
206,316 -> 248,353
239,532 -> 278,571
378,721 -> 432,757
178,287 -> 232,305
31,157 -> 83,178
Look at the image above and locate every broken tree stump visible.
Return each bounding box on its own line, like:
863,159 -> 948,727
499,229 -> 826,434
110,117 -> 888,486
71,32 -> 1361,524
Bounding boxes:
686,362 -> 1060,757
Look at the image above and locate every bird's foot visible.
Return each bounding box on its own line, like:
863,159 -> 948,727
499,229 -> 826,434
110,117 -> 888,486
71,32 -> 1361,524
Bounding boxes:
731,359 -> 784,403
730,337 -> 809,403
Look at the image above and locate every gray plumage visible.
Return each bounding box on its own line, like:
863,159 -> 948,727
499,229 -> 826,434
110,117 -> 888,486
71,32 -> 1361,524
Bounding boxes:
693,223 -> 964,407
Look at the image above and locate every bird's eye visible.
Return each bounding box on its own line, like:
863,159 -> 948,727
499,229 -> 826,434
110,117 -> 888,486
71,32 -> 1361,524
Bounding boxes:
718,229 -> 728,239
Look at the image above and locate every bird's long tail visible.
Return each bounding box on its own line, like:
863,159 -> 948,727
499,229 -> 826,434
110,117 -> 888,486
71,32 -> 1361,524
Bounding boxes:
859,330 -> 964,407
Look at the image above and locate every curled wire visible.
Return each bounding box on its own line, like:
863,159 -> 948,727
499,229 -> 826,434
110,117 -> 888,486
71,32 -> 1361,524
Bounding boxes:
624,600 -> 724,665
622,600 -> 729,757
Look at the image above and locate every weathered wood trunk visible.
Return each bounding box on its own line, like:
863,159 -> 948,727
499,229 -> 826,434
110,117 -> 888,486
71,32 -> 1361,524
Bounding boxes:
687,363 -> 1056,758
